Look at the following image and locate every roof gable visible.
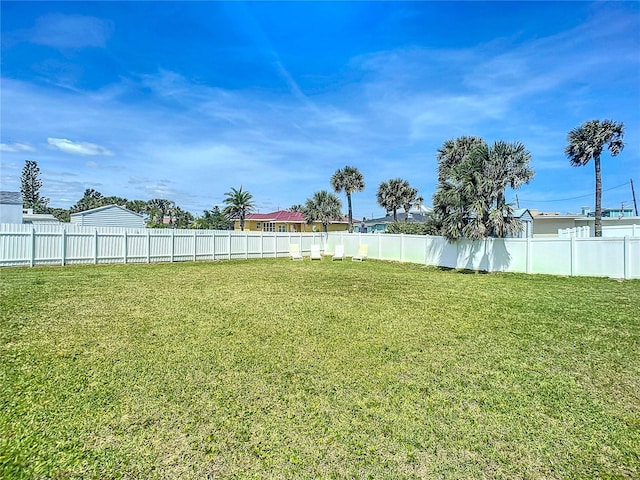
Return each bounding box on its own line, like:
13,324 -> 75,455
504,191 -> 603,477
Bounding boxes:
70,204 -> 143,218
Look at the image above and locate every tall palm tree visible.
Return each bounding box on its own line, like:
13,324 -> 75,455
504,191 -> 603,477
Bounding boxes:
565,119 -> 625,237
302,190 -> 343,234
377,178 -> 409,221
222,186 -> 256,231
331,166 -> 365,233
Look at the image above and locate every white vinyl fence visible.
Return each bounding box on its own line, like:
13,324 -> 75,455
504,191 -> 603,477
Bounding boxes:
559,224 -> 640,238
324,232 -> 640,280
1,224 -> 638,279
0,224 -> 323,268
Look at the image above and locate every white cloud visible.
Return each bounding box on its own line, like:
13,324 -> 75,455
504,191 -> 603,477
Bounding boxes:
30,14 -> 112,49
48,138 -> 113,156
0,142 -> 35,152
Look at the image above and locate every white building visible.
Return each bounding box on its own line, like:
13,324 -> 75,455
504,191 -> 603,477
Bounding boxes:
0,191 -> 23,224
70,204 -> 145,228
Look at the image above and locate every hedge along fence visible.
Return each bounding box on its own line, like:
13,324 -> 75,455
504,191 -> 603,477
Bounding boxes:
0,224 -> 324,267
0,224 -> 638,279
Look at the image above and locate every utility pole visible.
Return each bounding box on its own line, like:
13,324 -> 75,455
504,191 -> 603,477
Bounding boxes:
631,179 -> 638,216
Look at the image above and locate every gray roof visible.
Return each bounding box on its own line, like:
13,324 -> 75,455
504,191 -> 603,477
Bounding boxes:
364,212 -> 428,224
0,191 -> 23,205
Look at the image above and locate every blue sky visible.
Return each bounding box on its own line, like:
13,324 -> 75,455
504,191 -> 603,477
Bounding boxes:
1,1 -> 639,219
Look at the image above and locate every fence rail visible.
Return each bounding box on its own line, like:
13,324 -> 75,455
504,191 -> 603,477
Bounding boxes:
1,224 -> 638,279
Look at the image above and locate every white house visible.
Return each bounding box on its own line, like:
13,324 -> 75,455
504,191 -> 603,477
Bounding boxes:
0,191 -> 23,224
70,204 -> 145,228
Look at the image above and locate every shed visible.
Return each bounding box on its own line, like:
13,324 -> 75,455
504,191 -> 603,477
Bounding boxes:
512,209 -> 534,238
70,204 -> 145,228
0,191 -> 24,224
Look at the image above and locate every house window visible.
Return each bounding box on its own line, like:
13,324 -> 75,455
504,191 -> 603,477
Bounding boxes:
256,222 -> 262,230
278,225 -> 286,233
263,222 -> 275,232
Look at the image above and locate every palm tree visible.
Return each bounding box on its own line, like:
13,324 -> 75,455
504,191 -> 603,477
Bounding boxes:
146,199 -> 172,226
302,190 -> 343,234
433,137 -> 534,241
330,166 -> 365,233
400,185 -> 421,222
565,119 -> 625,237
377,178 -> 409,221
222,186 -> 256,231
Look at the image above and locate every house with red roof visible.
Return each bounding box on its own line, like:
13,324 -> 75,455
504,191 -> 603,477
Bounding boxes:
233,210 -> 356,233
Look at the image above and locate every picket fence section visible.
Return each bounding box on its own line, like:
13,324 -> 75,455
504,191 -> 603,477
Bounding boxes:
0,224 -> 323,268
0,224 -> 638,279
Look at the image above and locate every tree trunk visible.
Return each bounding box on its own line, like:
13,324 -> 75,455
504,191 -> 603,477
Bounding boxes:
393,208 -> 397,222
594,155 -> 602,237
347,193 -> 353,233
240,214 -> 245,231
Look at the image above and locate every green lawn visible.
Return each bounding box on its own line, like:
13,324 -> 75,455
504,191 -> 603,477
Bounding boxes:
1,259 -> 639,479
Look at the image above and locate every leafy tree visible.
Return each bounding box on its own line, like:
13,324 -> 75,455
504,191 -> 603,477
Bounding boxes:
42,206 -> 70,223
171,206 -> 194,229
565,119 -> 625,237
125,199 -> 149,215
193,206 -> 231,230
432,137 -> 533,241
288,204 -> 304,212
330,166 -> 365,233
302,190 -> 343,234
71,189 -> 104,213
386,221 -> 435,235
21,160 -> 49,212
377,178 -> 411,221
222,186 -> 256,231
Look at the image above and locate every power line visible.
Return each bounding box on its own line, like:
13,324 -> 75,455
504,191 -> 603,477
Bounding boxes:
518,182 -> 630,203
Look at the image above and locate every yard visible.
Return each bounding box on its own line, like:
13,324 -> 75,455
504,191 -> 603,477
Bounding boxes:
1,259 -> 638,479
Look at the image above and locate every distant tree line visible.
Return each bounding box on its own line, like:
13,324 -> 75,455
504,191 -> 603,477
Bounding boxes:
18,118 -> 625,238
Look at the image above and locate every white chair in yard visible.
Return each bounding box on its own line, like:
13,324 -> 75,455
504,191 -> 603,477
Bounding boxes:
332,244 -> 345,261
352,244 -> 368,262
289,244 -> 303,261
310,244 -> 323,260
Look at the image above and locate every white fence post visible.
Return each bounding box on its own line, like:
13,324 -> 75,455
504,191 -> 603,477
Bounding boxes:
526,236 -> 532,274
228,231 -> 232,260
170,229 -> 175,263
624,236 -> 630,280
30,227 -> 35,267
123,230 -> 127,264
193,231 -> 197,262
570,237 -> 576,276
61,228 -> 66,266
245,233 -> 249,260
94,229 -> 99,264
146,230 -> 151,263
212,230 -> 215,261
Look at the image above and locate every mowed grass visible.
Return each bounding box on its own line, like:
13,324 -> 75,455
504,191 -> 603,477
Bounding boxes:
1,259 -> 639,479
